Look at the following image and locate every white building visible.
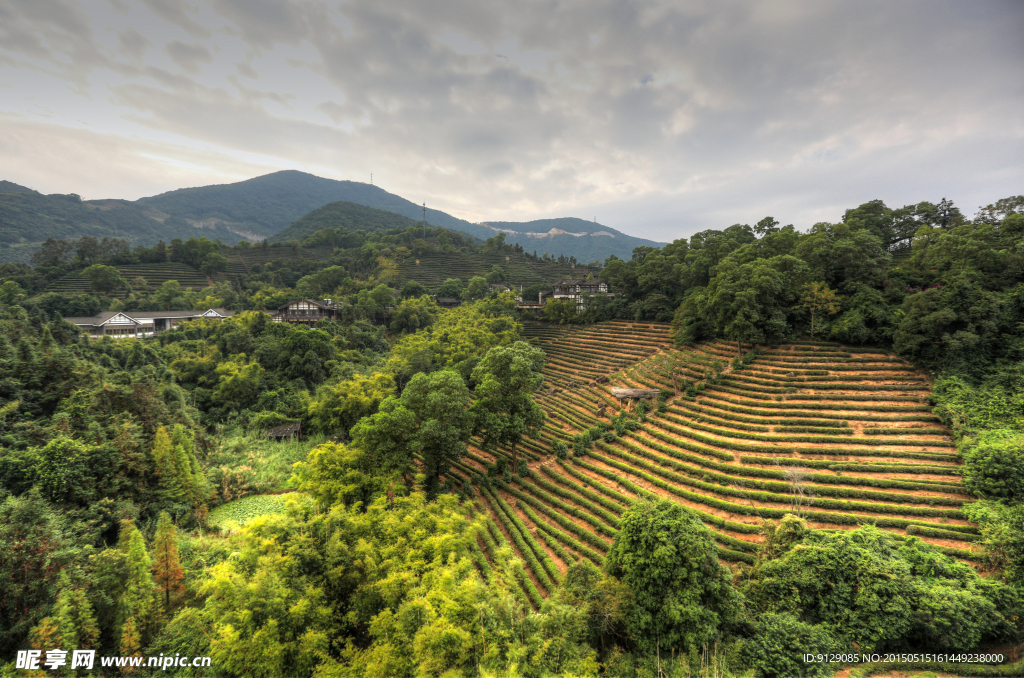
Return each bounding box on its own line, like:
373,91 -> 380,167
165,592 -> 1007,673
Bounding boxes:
63,308 -> 233,338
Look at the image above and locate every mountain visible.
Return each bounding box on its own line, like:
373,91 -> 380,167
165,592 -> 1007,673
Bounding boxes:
0,192 -> 244,264
0,170 -> 664,265
137,170 -> 664,261
478,217 -> 664,263
268,201 -> 440,243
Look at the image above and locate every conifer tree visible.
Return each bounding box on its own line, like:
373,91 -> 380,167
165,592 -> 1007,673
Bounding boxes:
40,326 -> 54,353
152,512 -> 184,613
119,524 -> 155,648
120,616 -> 141,657
28,616 -> 61,651
152,427 -> 185,504
55,571 -> 100,649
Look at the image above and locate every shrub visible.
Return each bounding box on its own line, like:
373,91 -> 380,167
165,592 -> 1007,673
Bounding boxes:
553,440 -> 569,459
962,429 -> 1024,502
603,431 -> 617,443
740,613 -> 844,678
573,431 -> 592,456
502,467 -> 513,484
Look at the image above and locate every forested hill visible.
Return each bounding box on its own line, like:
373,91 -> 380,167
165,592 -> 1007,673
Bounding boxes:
1,170 -> 663,265
0,180 -> 37,194
136,170 -> 655,261
136,170 -> 490,243
0,191 -> 243,264
268,200 -> 461,243
481,217 -> 665,263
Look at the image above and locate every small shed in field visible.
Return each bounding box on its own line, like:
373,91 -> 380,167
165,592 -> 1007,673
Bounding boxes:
267,422 -> 302,440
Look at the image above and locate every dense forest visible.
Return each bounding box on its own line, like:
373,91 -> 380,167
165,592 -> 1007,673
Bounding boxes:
1,192 -> 1023,677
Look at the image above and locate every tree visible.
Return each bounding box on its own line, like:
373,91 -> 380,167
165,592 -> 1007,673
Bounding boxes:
0,280 -> 25,305
542,298 -> 578,325
297,265 -> 350,298
350,400 -> 420,486
389,296 -> 439,335
401,279 -> 427,298
470,341 -> 546,474
962,429 -> 1024,502
156,280 -> 184,311
307,372 -> 395,437
33,436 -> 92,504
435,278 -> 464,298
486,265 -> 507,284
462,276 -> 489,301
152,512 -> 184,613
55,571 -> 100,651
212,354 -> 265,410
797,282 -> 841,339
119,523 -> 155,650
0,490 -> 85,657
200,252 -> 228,278
675,255 -> 808,353
604,500 -> 739,655
83,264 -> 126,295
401,370 -> 474,496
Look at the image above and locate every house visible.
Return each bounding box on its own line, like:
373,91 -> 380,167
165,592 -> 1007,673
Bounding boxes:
435,296 -> 462,309
273,298 -> 341,325
63,308 -> 233,339
551,279 -> 610,300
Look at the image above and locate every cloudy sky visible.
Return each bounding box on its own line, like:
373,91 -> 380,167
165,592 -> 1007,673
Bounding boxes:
1,0 -> 1022,242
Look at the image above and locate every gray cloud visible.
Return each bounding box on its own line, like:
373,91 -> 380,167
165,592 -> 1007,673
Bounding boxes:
164,40 -> 212,74
0,0 -> 1021,239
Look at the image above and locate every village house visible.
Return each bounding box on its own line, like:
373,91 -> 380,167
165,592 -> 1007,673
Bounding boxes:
63,308 -> 233,338
273,298 -> 342,325
551,278 -> 610,301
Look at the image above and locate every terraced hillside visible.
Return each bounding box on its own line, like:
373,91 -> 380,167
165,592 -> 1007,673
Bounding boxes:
395,251 -> 593,289
443,321 -> 978,607
45,262 -> 215,296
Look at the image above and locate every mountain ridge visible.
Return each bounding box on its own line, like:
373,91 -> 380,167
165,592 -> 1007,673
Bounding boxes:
0,170 -> 665,264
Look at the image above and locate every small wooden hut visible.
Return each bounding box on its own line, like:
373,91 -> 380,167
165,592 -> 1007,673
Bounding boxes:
266,422 -> 302,440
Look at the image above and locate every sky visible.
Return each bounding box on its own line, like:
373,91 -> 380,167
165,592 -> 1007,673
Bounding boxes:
1,0 -> 1022,243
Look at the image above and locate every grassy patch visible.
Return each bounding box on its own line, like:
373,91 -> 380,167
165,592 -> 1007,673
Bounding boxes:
207,493 -> 313,532
203,431 -> 325,504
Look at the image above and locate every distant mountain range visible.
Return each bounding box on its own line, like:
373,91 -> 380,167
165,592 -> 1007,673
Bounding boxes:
0,170 -> 664,264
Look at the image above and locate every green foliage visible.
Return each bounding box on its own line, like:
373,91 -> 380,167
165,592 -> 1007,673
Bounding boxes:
961,429 -> 1024,501
471,341 -> 546,473
435,277 -> 465,298
307,371 -> 394,436
605,500 -> 740,654
741,613 -> 844,678
462,275 -> 489,300
0,490 -> 89,656
743,525 -> 1018,652
389,294 -> 439,334
965,501 -> 1024,586
33,436 -> 91,504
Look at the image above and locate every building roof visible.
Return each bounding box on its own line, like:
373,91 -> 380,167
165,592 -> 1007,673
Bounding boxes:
277,298 -> 339,312
267,422 -> 302,438
552,279 -> 608,286
64,308 -> 232,326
